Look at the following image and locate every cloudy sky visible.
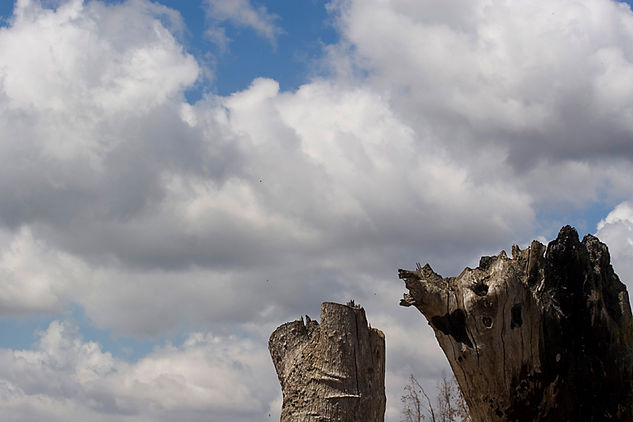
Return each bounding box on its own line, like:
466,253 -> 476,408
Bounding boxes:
0,0 -> 633,420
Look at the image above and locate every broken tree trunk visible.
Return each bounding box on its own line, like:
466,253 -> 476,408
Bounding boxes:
269,301 -> 385,422
399,226 -> 633,421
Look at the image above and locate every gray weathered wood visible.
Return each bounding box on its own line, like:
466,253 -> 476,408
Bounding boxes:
400,226 -> 633,421
269,302 -> 385,422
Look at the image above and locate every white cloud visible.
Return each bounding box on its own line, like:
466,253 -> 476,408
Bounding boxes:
598,201 -> 633,230
328,0 -> 633,208
0,320 -> 279,422
0,228 -> 81,315
0,22 -> 535,335
204,0 -> 281,48
596,201 -> 633,289
2,0 -> 197,114
0,0 -> 200,222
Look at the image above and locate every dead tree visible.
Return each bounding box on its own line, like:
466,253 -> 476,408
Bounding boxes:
399,226 -> 633,421
269,301 -> 385,421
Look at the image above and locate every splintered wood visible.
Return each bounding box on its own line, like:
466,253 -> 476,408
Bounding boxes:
400,226 -> 633,421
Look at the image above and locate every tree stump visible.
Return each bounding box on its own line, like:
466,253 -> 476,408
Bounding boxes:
269,302 -> 385,422
399,226 -> 633,421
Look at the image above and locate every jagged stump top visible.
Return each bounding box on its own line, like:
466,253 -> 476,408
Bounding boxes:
400,226 -> 633,422
269,302 -> 385,422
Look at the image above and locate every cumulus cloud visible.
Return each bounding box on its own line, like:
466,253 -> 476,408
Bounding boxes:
0,77 -> 533,358
204,0 -> 281,49
0,228 -> 82,315
596,201 -> 633,288
2,0 -> 197,115
0,320 -> 279,422
0,0 -> 200,233
328,0 -> 633,206
0,71 -> 534,332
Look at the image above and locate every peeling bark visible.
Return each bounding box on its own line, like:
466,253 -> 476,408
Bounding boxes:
269,302 -> 385,422
400,226 -> 633,421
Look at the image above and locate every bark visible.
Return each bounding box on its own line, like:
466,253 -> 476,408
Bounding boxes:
399,226 -> 633,421
269,301 -> 385,422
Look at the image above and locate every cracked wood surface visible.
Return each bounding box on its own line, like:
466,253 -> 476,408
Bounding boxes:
269,302 -> 385,422
400,226 -> 633,421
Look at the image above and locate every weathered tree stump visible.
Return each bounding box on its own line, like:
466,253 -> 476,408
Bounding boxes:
399,226 -> 633,421
269,302 -> 385,422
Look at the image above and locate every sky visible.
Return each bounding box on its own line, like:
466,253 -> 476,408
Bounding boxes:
0,0 -> 632,420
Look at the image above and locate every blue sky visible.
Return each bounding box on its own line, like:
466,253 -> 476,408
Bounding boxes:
0,1 -> 633,421
159,0 -> 339,97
